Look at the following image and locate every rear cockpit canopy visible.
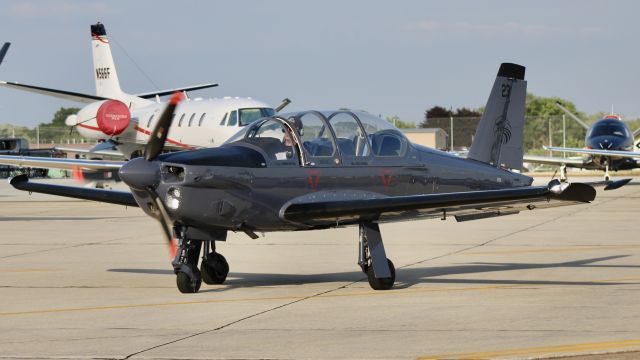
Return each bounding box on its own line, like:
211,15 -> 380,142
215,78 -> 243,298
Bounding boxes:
225,110 -> 409,164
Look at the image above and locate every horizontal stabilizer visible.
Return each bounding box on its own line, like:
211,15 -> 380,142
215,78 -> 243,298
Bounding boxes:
0,80 -> 108,103
136,83 -> 219,99
10,174 -> 137,207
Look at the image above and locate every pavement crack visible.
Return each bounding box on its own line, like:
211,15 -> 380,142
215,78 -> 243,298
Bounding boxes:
121,279 -> 364,360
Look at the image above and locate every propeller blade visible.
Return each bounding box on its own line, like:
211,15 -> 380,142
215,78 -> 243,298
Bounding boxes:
145,187 -> 178,258
144,92 -> 185,161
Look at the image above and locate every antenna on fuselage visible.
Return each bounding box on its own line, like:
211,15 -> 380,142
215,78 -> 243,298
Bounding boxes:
276,98 -> 291,112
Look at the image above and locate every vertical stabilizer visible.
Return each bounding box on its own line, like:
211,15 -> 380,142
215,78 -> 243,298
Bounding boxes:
91,23 -> 124,99
468,63 -> 527,170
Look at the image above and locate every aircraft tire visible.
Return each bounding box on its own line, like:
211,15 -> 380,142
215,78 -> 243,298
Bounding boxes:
176,266 -> 202,293
366,259 -> 395,290
201,253 -> 229,285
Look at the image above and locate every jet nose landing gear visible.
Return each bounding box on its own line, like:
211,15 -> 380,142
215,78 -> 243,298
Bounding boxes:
358,222 -> 396,290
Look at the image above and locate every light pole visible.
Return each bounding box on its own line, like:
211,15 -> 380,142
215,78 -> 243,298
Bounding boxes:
449,107 -> 453,151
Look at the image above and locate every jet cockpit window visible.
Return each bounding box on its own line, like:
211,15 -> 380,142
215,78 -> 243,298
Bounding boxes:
227,111 -> 238,126
239,108 -> 264,126
589,121 -> 630,138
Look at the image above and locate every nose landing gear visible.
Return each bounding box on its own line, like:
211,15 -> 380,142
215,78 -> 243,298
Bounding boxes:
172,231 -> 229,293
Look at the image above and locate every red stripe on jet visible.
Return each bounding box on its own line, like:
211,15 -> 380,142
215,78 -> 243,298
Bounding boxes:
91,33 -> 109,44
77,123 -> 194,150
134,126 -> 194,150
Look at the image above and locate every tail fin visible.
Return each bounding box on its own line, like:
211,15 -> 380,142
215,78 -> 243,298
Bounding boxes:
91,23 -> 124,99
468,63 -> 527,170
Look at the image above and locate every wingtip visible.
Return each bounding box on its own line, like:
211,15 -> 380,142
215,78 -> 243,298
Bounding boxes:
8,174 -> 28,186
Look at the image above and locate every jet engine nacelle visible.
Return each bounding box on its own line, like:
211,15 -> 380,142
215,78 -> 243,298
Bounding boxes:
71,99 -> 131,138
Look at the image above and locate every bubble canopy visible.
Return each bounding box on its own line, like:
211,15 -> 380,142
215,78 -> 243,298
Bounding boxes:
224,110 -> 409,165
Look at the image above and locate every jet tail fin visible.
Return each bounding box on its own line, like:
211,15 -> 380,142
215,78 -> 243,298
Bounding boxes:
468,63 -> 527,170
91,23 -> 123,99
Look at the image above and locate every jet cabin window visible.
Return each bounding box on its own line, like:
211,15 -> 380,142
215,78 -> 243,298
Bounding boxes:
188,113 -> 196,127
199,113 -> 206,127
178,114 -> 185,127
147,114 -> 154,128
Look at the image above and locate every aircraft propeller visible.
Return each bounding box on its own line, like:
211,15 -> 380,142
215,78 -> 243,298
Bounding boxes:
137,92 -> 185,257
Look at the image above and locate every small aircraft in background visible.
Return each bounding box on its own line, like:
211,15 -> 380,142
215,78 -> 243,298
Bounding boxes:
0,23 -> 282,160
524,102 -> 640,181
1,63 -> 613,294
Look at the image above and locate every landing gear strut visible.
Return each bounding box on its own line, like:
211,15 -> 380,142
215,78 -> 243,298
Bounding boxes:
560,164 -> 567,183
604,163 -> 611,182
358,222 -> 395,290
172,229 -> 229,293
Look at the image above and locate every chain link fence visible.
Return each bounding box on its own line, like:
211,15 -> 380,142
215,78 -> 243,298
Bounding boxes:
423,115 -> 587,153
0,124 -> 96,147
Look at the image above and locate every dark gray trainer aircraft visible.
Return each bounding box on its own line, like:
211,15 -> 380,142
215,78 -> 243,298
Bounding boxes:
0,63 -> 606,293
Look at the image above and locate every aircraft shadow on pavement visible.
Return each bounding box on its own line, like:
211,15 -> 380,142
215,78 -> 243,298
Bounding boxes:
108,255 -> 639,292
0,216 -> 122,221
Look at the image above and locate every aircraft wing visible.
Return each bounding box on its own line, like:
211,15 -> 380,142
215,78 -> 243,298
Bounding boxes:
0,81 -> 108,104
0,155 -> 124,171
523,154 -> 586,168
280,181 -> 595,227
9,175 -> 137,207
546,146 -> 640,159
136,83 -> 219,99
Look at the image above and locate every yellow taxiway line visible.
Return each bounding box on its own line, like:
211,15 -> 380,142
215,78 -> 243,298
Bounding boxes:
418,339 -> 640,359
1,277 -> 638,317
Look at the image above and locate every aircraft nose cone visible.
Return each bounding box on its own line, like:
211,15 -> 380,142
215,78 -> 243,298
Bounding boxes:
119,157 -> 160,191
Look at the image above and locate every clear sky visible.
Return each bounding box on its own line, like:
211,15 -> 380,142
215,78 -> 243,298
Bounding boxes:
0,0 -> 638,126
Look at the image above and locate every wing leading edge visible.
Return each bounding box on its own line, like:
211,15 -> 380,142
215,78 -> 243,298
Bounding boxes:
546,146 -> 640,159
9,175 -> 137,207
281,180 -> 595,227
0,155 -> 124,171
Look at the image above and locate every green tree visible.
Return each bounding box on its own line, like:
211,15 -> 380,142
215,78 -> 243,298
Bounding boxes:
386,115 -> 416,129
524,94 -> 587,152
40,107 -> 79,128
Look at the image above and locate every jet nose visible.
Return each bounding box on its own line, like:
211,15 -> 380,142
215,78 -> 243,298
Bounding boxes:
119,157 -> 160,191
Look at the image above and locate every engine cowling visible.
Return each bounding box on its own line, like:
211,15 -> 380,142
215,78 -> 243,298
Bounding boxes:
95,100 -> 131,136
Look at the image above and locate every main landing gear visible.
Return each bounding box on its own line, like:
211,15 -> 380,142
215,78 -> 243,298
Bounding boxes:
358,222 -> 396,290
172,232 -> 229,293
